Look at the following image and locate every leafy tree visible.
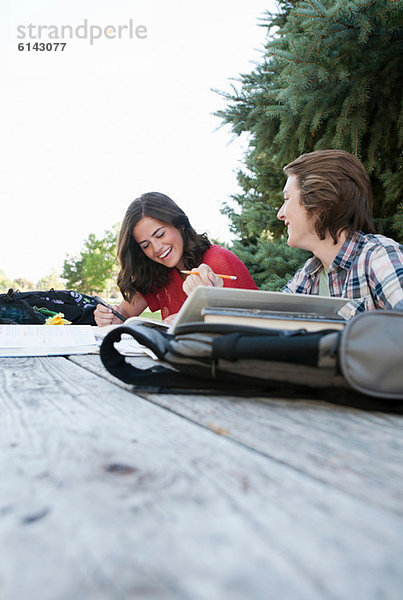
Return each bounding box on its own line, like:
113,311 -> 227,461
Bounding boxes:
0,270 -> 12,293
61,254 -> 84,290
12,277 -> 35,291
1,270 -> 38,292
1,270 -> 64,293
62,225 -> 119,295
217,0 -> 402,289
36,270 -> 65,291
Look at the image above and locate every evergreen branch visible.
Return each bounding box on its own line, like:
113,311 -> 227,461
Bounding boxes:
291,12 -> 325,19
306,0 -> 326,18
371,6 -> 399,22
304,37 -> 324,63
333,19 -> 361,32
270,50 -> 321,68
336,104 -> 351,147
328,1 -> 375,21
327,4 -> 344,19
290,40 -> 301,61
270,52 -> 300,64
284,64 -> 297,77
357,16 -> 370,33
332,52 -> 351,64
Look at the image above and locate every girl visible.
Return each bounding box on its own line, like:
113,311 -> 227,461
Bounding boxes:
95,192 -> 257,325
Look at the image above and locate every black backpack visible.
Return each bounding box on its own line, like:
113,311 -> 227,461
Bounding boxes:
0,289 -> 97,325
100,311 -> 403,412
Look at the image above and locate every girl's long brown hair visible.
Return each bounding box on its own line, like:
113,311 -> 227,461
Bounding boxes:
117,192 -> 211,302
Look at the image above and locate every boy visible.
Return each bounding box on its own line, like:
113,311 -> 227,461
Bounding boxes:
277,149 -> 403,316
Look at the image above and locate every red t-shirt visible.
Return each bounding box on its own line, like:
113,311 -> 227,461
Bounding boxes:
143,244 -> 258,319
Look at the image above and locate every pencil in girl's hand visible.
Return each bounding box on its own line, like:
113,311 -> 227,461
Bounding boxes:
94,296 -> 125,321
180,270 -> 237,281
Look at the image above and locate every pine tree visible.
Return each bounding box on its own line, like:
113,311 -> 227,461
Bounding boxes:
217,0 -> 402,289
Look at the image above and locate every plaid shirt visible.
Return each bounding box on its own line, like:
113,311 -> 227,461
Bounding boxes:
283,232 -> 403,317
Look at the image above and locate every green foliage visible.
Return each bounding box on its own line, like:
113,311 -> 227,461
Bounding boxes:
0,270 -> 12,292
12,277 -> 36,291
0,271 -> 36,293
62,225 -> 119,295
36,270 -> 65,291
217,0 -> 403,288
231,237 -> 310,291
62,255 -> 84,290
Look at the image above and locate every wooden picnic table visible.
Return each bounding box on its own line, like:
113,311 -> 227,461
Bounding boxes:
1,352 -> 403,600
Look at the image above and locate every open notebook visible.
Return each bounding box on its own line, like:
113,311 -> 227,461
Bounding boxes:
0,322 -> 163,358
0,324 -> 99,357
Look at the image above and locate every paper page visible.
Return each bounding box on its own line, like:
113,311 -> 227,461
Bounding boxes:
113,335 -> 158,359
0,325 -> 99,357
125,316 -> 169,329
93,326 -> 158,359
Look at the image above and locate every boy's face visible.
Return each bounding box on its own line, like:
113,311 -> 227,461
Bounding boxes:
277,175 -> 318,251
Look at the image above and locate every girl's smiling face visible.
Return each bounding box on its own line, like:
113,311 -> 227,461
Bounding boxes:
133,216 -> 185,269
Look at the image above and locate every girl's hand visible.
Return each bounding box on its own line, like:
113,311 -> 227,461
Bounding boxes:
182,263 -> 223,296
94,303 -> 122,327
94,295 -> 148,326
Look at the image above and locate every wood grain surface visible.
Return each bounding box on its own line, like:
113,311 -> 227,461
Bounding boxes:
1,355 -> 402,600
71,354 -> 403,515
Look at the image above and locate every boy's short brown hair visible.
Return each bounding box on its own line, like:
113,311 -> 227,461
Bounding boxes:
284,149 -> 375,243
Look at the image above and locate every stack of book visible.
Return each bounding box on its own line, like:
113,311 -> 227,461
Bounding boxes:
169,287 -> 349,333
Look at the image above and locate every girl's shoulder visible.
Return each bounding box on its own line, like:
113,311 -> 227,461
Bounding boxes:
202,245 -> 258,287
203,244 -> 233,260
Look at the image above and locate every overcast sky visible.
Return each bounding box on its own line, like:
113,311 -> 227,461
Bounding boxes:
1,0 -> 277,283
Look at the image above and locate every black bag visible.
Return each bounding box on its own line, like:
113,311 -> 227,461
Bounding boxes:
100,310 -> 403,412
0,289 -> 97,325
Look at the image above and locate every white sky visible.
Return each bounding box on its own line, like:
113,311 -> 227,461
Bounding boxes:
1,0 -> 276,283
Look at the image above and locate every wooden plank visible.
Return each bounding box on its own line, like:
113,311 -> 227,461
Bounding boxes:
0,356 -> 402,600
70,354 -> 403,516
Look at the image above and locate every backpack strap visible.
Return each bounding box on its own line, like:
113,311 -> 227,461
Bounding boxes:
212,329 -> 334,366
99,324 -> 270,394
100,325 -> 203,390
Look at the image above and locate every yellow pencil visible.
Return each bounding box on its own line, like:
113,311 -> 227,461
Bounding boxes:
180,270 -> 237,281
